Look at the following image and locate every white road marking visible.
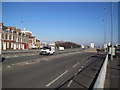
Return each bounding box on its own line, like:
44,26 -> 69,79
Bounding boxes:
73,63 -> 79,68
0,69 -> 2,70
82,66 -> 84,68
75,73 -> 77,76
46,70 -> 68,87
26,63 -> 29,64
78,69 -> 81,72
7,66 -> 11,68
67,80 -> 73,87
81,59 -> 85,62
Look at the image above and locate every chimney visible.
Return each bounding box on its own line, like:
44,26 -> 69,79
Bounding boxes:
16,29 -> 21,32
12,27 -> 16,31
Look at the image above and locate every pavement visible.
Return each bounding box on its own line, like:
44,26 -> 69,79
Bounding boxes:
84,48 -> 97,53
2,50 -> 105,89
104,57 -> 120,89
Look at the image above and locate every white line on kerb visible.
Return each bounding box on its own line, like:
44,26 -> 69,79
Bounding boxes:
67,80 -> 73,87
46,70 -> 68,87
73,63 -> 79,68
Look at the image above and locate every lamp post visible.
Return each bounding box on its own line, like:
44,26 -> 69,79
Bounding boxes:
110,1 -> 114,61
103,7 -> 106,51
0,27 -> 2,61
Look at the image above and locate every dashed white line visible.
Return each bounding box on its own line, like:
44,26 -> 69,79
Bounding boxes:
67,80 -> 73,87
82,66 -> 84,68
81,59 -> 85,62
73,62 -> 79,68
75,73 -> 77,76
78,69 -> 81,72
7,66 -> 11,68
26,63 -> 29,64
46,70 -> 68,87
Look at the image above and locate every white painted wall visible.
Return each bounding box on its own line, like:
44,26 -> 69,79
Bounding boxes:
14,43 -> 16,50
3,42 -> 6,50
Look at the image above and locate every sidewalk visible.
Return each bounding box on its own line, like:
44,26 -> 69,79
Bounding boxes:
104,57 -> 120,89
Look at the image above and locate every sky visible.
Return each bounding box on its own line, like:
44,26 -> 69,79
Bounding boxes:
2,2 -> 118,46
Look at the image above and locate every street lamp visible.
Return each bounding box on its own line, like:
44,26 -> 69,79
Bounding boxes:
103,7 -> 107,51
110,2 -> 114,61
0,26 -> 2,61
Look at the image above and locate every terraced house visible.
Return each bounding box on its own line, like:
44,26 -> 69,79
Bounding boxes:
0,23 -> 40,50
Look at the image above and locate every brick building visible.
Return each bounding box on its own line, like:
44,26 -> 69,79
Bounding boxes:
21,28 -> 39,49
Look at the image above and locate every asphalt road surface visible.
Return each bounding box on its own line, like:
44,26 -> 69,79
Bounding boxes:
2,49 -> 105,88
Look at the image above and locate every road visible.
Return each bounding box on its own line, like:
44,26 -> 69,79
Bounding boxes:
2,49 -> 105,88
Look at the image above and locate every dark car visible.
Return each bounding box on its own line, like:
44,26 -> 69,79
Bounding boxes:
116,49 -> 120,58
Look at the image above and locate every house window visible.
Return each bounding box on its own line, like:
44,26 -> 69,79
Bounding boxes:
5,33 -> 7,40
2,33 -> 4,39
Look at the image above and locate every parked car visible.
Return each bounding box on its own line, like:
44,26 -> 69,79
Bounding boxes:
40,46 -> 55,55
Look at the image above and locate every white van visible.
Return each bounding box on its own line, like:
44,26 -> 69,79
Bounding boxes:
59,47 -> 65,51
40,46 -> 55,55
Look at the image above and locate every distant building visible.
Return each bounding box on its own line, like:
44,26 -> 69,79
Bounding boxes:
49,43 -> 56,47
90,42 -> 95,48
21,28 -> 32,36
104,43 -> 107,49
81,45 -> 85,48
28,36 -> 37,49
21,28 -> 39,49
36,39 -> 40,49
40,42 -> 48,48
108,42 -> 111,46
